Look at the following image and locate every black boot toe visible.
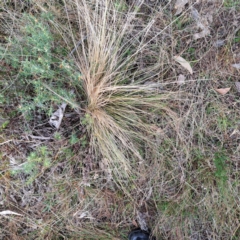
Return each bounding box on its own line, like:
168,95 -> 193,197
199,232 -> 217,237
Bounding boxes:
128,229 -> 150,240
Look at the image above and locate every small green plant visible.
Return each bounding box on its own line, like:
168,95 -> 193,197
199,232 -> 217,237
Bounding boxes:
114,1 -> 127,11
187,47 -> 197,61
0,119 -> 9,131
43,193 -> 56,212
80,135 -> 88,148
81,113 -> 93,126
174,15 -> 192,30
213,151 -> 228,191
54,132 -> 62,140
12,146 -> 51,184
223,0 -> 240,8
234,30 -> 240,43
69,132 -> 79,145
217,116 -> 229,131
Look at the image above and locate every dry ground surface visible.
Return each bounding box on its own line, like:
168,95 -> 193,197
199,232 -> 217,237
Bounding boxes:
0,0 -> 240,239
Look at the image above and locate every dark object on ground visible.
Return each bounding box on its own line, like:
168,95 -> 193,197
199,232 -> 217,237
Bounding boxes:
128,229 -> 150,240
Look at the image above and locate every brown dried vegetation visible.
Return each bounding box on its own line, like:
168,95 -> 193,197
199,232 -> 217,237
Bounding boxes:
0,0 -> 240,239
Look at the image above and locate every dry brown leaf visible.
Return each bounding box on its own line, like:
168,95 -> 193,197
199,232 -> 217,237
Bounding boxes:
174,56 -> 193,74
215,88 -> 230,95
177,74 -> 186,85
174,0 -> 189,15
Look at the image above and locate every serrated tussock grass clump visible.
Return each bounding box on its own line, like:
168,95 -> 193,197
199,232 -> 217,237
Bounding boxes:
61,0 -> 177,182
1,0 -> 177,185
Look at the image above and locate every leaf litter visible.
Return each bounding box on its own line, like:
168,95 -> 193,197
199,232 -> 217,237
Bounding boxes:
0,210 -> 22,216
191,7 -> 212,40
215,88 -> 231,95
177,74 -> 186,85
174,56 -> 193,74
49,103 -> 67,129
174,0 -> 189,15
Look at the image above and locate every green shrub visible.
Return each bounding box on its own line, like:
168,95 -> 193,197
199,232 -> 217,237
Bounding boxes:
12,146 -> 51,184
1,13 -> 80,119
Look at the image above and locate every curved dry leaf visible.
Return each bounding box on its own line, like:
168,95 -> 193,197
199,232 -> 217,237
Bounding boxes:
174,56 -> 193,74
230,129 -> 239,137
215,88 -> 230,95
0,210 -> 22,216
193,29 -> 210,40
175,0 -> 189,15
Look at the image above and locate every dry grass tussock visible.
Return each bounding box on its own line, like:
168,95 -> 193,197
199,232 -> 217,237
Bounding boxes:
60,0 -> 178,182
